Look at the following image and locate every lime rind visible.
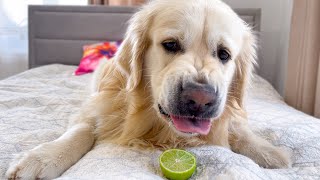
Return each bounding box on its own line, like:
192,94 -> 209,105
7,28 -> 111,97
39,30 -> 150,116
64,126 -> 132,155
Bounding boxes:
159,149 -> 196,180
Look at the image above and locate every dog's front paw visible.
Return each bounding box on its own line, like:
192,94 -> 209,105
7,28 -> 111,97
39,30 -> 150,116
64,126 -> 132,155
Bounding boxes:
6,144 -> 63,180
253,146 -> 292,169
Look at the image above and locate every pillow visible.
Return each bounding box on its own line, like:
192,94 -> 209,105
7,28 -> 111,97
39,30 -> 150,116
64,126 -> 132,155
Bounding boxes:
74,41 -> 122,75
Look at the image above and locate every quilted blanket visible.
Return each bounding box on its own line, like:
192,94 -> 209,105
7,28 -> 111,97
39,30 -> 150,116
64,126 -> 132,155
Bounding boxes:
0,64 -> 320,180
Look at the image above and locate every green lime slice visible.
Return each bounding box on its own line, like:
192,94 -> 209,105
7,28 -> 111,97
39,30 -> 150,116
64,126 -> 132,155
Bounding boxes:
159,149 -> 196,180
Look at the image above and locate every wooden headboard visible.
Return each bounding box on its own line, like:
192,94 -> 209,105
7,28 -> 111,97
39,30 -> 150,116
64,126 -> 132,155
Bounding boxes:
28,5 -> 261,68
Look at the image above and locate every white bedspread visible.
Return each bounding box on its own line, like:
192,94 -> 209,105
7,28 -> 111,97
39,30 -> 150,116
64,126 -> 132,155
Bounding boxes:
1,64 -> 320,180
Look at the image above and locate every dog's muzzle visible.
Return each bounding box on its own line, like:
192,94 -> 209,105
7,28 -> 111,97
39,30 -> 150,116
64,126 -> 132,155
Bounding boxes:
158,82 -> 220,135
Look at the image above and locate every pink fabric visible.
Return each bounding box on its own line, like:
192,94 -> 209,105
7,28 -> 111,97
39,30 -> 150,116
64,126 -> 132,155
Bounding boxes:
74,41 -> 122,75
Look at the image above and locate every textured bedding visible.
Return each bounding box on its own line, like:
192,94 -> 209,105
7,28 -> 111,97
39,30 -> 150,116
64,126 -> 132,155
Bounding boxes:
1,64 -> 320,180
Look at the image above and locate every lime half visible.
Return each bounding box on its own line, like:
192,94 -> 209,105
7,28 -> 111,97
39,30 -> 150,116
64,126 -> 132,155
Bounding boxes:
159,149 -> 196,180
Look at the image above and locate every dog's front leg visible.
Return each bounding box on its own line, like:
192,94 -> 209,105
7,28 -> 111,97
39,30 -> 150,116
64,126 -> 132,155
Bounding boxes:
6,104 -> 96,180
228,117 -> 292,169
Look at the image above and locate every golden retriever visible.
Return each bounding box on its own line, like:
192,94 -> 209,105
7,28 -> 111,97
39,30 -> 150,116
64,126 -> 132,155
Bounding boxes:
7,0 -> 291,179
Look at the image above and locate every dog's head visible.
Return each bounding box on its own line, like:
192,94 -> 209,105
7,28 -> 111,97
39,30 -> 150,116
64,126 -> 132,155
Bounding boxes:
116,0 -> 256,137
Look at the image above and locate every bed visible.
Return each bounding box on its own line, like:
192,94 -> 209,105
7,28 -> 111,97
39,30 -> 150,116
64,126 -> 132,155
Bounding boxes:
1,5 -> 320,179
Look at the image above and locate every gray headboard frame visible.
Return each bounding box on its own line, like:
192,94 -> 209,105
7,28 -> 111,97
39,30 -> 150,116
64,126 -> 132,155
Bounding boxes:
28,5 -> 261,69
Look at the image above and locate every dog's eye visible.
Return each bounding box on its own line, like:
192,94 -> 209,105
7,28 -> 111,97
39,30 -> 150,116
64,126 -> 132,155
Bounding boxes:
162,41 -> 181,53
218,49 -> 230,63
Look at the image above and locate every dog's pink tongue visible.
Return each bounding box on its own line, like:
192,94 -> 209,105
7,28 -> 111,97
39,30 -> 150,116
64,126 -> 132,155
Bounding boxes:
170,115 -> 211,135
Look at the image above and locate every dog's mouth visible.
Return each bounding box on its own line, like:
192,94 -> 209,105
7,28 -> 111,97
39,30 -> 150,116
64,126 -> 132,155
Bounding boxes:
158,104 -> 212,135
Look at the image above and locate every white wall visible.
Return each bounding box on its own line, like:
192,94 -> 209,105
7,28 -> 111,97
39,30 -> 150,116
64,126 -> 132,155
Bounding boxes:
223,0 -> 293,95
0,0 -> 87,80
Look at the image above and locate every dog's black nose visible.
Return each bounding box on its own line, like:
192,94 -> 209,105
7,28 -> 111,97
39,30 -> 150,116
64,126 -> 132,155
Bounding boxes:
179,83 -> 218,117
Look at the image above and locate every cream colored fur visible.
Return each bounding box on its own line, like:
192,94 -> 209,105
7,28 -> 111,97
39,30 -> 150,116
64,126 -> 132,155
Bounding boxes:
6,0 -> 291,179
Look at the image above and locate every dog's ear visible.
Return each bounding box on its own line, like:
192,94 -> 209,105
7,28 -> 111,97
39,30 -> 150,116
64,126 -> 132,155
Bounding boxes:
115,8 -> 153,91
230,29 -> 257,109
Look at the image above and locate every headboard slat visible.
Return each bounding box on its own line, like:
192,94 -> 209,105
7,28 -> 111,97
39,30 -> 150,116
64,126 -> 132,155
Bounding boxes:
33,11 -> 133,40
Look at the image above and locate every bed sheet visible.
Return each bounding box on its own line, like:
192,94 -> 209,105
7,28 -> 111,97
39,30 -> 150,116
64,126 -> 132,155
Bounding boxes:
0,64 -> 319,180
